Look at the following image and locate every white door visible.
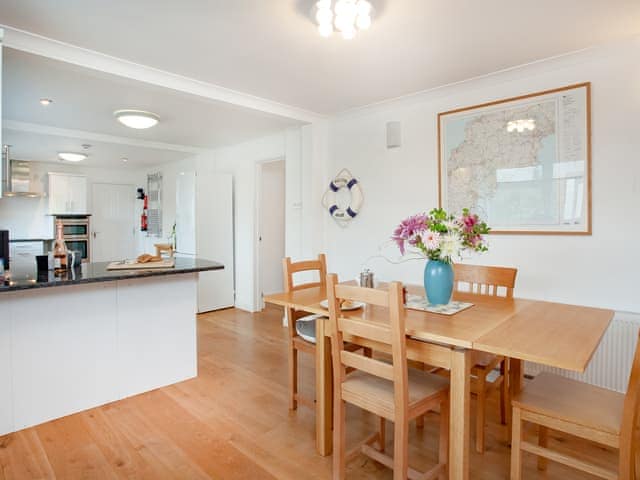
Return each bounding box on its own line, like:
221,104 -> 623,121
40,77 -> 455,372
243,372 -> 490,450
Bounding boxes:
91,183 -> 136,262
196,172 -> 234,312
259,160 -> 286,298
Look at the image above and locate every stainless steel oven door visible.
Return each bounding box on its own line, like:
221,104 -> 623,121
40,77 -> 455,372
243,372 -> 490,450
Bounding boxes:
61,220 -> 89,237
64,239 -> 89,262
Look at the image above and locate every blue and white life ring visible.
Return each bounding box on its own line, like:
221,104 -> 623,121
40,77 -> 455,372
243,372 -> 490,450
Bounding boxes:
322,169 -> 363,226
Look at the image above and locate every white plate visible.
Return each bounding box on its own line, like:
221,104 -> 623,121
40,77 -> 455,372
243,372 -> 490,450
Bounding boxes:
319,299 -> 365,311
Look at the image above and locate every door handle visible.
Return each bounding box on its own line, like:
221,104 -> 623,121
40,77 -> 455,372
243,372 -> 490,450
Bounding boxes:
93,232 -> 98,239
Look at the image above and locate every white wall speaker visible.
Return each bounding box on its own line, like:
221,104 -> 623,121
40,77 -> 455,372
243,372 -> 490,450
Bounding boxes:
386,121 -> 401,149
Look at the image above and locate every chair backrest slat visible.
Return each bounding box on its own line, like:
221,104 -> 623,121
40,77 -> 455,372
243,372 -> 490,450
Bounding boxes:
338,316 -> 392,344
619,331 -> 640,476
327,274 -> 408,419
454,264 -> 517,298
282,254 -> 327,292
334,284 -> 389,307
341,350 -> 394,381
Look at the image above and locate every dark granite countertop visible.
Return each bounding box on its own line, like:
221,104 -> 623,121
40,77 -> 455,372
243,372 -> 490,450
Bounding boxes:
0,257 -> 223,293
9,238 -> 53,243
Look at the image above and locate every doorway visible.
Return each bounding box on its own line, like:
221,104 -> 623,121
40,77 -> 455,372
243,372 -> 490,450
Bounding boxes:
91,183 -> 136,262
257,159 -> 286,306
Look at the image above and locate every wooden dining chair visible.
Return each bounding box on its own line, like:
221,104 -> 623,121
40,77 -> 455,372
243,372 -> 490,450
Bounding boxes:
282,254 -> 368,411
454,263 -> 518,453
327,274 -> 450,480
511,329 -> 640,479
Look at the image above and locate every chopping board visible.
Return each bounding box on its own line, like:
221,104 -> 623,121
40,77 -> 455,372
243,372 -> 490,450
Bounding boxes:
107,258 -> 176,270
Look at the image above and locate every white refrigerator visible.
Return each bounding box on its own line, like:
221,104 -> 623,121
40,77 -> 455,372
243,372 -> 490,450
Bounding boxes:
176,171 -> 234,312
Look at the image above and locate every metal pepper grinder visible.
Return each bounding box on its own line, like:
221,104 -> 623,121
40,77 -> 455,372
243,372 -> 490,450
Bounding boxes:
360,269 -> 374,288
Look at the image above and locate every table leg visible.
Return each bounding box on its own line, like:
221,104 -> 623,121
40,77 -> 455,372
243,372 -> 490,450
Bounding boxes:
315,317 -> 333,456
449,348 -> 471,480
507,358 -> 524,444
509,358 -> 524,396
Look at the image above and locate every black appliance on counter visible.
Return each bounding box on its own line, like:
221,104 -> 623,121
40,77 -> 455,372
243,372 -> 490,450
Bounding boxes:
0,230 -> 8,269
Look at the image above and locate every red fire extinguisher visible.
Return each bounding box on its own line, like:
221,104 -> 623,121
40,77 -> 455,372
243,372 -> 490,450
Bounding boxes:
141,194 -> 148,232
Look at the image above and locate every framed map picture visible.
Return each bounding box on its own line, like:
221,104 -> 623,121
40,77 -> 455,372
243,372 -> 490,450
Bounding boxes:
438,83 -> 591,234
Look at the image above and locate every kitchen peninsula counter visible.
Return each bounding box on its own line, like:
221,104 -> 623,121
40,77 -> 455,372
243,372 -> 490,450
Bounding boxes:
0,257 -> 223,436
1,257 -> 223,292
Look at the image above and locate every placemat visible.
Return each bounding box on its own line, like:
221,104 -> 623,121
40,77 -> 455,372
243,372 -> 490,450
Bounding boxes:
405,294 -> 474,315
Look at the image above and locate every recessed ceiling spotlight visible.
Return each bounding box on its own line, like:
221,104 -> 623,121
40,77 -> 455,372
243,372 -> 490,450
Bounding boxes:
121,157 -> 128,163
114,109 -> 160,129
39,98 -> 53,106
58,152 -> 88,162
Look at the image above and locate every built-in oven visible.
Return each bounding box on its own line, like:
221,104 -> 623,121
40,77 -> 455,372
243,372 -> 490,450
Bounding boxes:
56,216 -> 90,263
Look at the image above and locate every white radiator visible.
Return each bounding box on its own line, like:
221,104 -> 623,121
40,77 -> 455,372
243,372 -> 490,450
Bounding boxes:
525,312 -> 640,393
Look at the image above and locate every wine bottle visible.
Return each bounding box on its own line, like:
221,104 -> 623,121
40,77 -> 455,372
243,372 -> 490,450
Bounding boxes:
53,219 -> 68,275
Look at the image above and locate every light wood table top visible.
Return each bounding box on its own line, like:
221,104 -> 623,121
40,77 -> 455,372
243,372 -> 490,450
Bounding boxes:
264,284 -> 614,372
474,299 -> 613,372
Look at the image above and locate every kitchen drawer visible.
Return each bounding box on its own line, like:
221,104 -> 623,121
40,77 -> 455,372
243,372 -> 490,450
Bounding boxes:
9,242 -> 44,257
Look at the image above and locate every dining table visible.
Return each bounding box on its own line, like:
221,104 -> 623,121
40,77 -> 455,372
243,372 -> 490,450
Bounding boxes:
264,282 -> 614,480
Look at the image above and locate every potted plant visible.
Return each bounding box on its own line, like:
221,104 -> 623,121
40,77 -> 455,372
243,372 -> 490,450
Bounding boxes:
392,208 -> 490,305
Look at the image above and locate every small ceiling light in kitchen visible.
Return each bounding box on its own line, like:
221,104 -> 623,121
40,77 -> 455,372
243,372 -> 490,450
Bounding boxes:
316,0 -> 372,39
114,109 -> 160,129
39,98 -> 53,106
58,152 -> 88,162
121,157 -> 128,163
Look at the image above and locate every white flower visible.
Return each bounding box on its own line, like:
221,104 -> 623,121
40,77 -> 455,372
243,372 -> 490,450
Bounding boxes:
423,231 -> 441,250
444,219 -> 461,232
439,233 -> 463,260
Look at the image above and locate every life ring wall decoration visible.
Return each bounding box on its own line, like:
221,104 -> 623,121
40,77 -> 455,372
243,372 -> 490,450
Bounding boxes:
322,169 -> 363,227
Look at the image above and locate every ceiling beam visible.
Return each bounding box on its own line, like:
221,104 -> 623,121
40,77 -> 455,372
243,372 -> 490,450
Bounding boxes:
1,25 -> 323,125
4,120 -> 207,154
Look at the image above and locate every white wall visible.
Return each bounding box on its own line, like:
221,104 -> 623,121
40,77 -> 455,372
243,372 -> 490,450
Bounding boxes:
260,160 -> 285,296
144,124 -> 331,312
0,161 -> 145,240
326,39 -> 640,314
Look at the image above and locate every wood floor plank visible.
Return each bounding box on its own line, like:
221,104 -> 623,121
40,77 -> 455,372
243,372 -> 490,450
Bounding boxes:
0,305 -> 618,479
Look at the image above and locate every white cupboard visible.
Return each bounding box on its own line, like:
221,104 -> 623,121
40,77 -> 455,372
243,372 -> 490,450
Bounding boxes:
48,173 -> 88,215
175,172 -> 234,312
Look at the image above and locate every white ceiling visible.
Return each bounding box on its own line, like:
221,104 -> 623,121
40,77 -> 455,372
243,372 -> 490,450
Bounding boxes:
0,0 -> 638,114
3,129 -> 194,168
2,48 -> 303,152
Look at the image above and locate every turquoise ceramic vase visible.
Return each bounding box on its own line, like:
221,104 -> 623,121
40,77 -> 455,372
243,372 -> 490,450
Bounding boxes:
424,260 -> 454,305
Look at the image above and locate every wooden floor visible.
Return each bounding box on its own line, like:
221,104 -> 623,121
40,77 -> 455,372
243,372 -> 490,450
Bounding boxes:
0,306 -> 621,479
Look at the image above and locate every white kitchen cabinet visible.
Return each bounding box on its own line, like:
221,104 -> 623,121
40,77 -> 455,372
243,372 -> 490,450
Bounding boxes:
48,173 -> 88,214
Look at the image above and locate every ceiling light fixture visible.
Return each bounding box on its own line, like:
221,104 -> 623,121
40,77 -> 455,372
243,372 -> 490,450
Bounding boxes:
39,98 -> 53,106
58,152 -> 88,162
316,0 -> 372,39
507,119 -> 536,133
121,157 -> 128,163
114,109 -> 160,129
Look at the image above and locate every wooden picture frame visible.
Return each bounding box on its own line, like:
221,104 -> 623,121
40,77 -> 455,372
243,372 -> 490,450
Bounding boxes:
438,82 -> 592,235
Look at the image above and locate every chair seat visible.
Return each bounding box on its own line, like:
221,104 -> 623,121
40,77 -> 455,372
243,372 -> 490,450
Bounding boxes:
513,372 -> 624,435
295,314 -> 325,344
342,367 -> 449,421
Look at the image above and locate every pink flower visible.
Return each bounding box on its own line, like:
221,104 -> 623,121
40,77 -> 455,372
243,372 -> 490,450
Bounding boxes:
391,214 -> 428,255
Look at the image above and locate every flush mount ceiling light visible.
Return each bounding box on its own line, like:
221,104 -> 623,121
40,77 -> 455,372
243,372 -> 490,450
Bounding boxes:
507,119 -> 536,133
39,98 -> 53,106
114,109 -> 160,129
316,0 -> 372,39
58,152 -> 88,162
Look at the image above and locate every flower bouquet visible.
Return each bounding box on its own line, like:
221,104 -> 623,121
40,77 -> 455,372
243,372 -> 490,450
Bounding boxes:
392,208 -> 490,304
